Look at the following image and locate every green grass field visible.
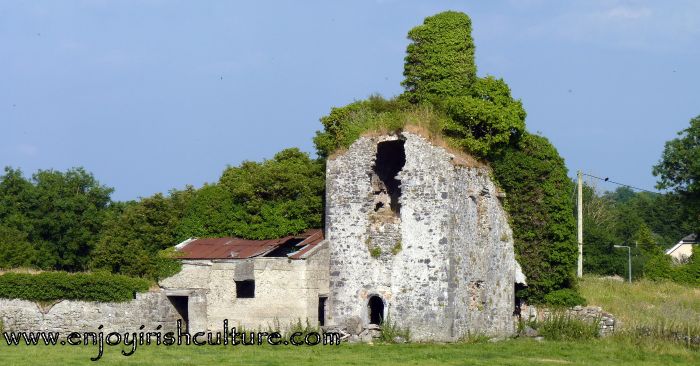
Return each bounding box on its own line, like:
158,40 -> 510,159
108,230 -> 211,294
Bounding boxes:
0,338 -> 698,366
1,276 -> 697,365
579,276 -> 700,329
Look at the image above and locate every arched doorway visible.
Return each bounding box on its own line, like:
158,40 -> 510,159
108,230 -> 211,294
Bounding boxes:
368,295 -> 384,325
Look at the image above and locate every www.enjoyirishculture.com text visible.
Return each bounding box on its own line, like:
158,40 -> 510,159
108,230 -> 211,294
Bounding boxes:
2,320 -> 342,361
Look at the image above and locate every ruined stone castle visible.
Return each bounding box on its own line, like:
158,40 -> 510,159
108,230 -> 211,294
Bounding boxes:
325,132 -> 520,341
0,131 -> 524,341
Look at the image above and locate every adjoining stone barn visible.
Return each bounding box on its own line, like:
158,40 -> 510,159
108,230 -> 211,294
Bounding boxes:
159,229 -> 329,333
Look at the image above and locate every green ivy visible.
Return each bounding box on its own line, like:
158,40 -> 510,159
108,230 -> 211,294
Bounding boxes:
0,272 -> 150,302
490,133 -> 578,303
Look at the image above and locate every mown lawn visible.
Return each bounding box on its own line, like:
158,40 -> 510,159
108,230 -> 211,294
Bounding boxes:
0,338 -> 698,366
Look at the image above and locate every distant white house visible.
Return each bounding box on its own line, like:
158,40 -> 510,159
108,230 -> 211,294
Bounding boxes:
665,234 -> 697,263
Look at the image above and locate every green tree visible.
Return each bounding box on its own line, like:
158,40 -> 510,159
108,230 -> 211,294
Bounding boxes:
653,115 -> 700,234
0,167 -> 35,238
29,168 -> 113,271
634,223 -> 662,257
0,225 -> 36,268
580,184 -> 626,276
0,167 -> 113,271
91,191 -> 191,279
215,148 -> 325,239
175,184 -> 238,238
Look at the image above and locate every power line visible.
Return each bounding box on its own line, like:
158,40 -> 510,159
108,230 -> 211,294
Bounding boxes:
581,173 -> 660,195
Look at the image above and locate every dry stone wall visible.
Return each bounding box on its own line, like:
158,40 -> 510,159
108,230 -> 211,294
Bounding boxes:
0,291 -> 182,335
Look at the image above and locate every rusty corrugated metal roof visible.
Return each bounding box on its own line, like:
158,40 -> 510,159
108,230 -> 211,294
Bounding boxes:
177,229 -> 323,260
288,229 -> 325,259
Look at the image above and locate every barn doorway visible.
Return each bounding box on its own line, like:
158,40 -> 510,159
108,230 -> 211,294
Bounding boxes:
167,295 -> 189,332
318,296 -> 328,326
368,295 -> 384,325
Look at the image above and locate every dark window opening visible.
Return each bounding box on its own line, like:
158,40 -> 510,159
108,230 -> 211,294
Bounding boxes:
318,296 -> 328,326
236,280 -> 255,298
373,140 -> 406,215
264,238 -> 305,257
514,283 -> 527,317
167,296 -> 189,332
368,295 -> 384,325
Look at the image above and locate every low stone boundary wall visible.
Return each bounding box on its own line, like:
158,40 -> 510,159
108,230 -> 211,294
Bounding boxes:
519,304 -> 617,336
0,291 -> 182,336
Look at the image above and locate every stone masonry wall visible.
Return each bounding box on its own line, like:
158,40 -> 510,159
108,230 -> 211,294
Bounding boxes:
326,132 -> 516,341
520,304 -> 617,336
0,291 -> 182,335
159,243 -> 329,333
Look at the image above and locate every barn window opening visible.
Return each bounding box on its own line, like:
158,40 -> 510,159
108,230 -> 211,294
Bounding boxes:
235,280 -> 255,298
372,140 -> 406,215
368,295 -> 385,325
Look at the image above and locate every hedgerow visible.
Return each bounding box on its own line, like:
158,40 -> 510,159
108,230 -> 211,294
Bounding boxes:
0,272 -> 150,302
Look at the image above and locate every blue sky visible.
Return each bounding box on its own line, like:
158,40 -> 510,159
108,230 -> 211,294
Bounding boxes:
2,0 -> 699,200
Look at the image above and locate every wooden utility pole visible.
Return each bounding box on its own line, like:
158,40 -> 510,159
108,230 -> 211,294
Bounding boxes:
577,170 -> 583,278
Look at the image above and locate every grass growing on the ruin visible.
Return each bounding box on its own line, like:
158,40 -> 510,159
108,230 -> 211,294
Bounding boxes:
0,338 -> 698,365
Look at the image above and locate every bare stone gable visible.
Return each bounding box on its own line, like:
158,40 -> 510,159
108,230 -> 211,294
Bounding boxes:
325,132 -> 518,341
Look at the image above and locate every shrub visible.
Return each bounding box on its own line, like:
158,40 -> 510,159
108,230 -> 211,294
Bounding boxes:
535,312 -> 599,341
0,272 -> 150,302
402,11 -> 476,102
543,288 -> 587,308
379,312 -> 410,343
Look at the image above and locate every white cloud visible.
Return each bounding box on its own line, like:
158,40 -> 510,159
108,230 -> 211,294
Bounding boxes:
603,6 -> 652,20
16,144 -> 38,157
516,1 -> 699,52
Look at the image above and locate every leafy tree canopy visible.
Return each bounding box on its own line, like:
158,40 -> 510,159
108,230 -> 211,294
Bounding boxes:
653,115 -> 700,234
0,167 -> 113,271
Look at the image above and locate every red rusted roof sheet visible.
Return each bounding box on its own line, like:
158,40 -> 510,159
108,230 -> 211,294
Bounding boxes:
288,229 -> 325,259
177,229 -> 323,260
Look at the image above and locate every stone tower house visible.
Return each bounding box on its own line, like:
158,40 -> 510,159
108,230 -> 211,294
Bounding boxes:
325,131 -> 520,341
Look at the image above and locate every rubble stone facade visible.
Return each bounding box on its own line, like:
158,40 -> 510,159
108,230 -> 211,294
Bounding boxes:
325,132 -> 518,341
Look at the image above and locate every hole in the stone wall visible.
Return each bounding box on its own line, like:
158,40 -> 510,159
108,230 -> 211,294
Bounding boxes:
368,295 -> 385,325
372,140 -> 406,215
514,283 -> 527,317
235,280 -> 255,298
